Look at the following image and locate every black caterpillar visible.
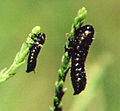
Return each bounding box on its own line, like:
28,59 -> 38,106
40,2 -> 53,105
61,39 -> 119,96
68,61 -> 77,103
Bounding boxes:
67,25 -> 94,95
26,33 -> 46,73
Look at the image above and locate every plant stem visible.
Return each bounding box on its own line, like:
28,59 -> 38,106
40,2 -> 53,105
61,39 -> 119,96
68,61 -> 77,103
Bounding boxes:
50,7 -> 87,111
0,26 -> 41,84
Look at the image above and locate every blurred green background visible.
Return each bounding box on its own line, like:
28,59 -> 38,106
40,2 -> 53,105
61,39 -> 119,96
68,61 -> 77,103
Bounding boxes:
0,0 -> 119,111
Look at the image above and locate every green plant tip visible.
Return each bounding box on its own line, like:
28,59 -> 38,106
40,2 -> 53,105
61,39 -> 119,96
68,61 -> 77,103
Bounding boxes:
32,26 -> 41,35
57,81 -> 64,89
54,97 -> 59,102
78,7 -> 87,15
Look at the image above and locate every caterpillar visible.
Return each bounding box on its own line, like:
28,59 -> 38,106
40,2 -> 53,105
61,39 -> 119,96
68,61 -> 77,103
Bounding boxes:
26,33 -> 46,73
67,25 -> 94,95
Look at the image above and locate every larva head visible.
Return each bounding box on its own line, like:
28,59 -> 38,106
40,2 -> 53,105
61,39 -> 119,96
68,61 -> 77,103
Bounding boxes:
37,33 -> 46,45
75,25 -> 94,41
40,33 -> 46,40
81,25 -> 94,40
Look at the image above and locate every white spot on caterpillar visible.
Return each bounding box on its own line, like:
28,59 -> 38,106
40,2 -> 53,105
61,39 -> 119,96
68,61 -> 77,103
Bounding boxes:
31,56 -> 33,59
75,58 -> 79,61
75,63 -> 79,67
77,45 -> 80,50
31,53 -> 34,56
76,73 -> 79,76
36,41 -> 39,44
78,68 -> 82,71
77,53 -> 80,57
79,50 -> 83,53
81,36 -> 84,40
85,30 -> 90,36
30,60 -> 33,63
77,78 -> 81,82
32,50 -> 35,52
83,53 -> 86,56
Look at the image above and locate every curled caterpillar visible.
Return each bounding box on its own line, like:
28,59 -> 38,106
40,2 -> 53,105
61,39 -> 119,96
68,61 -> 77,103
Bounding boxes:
67,25 -> 94,95
26,33 -> 46,73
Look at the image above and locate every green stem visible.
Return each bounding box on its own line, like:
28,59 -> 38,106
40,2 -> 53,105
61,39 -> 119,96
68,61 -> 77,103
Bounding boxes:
0,26 -> 41,83
50,7 -> 87,111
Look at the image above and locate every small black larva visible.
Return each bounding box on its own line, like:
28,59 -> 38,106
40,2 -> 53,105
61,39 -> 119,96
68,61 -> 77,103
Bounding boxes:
66,25 -> 94,95
26,33 -> 46,73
